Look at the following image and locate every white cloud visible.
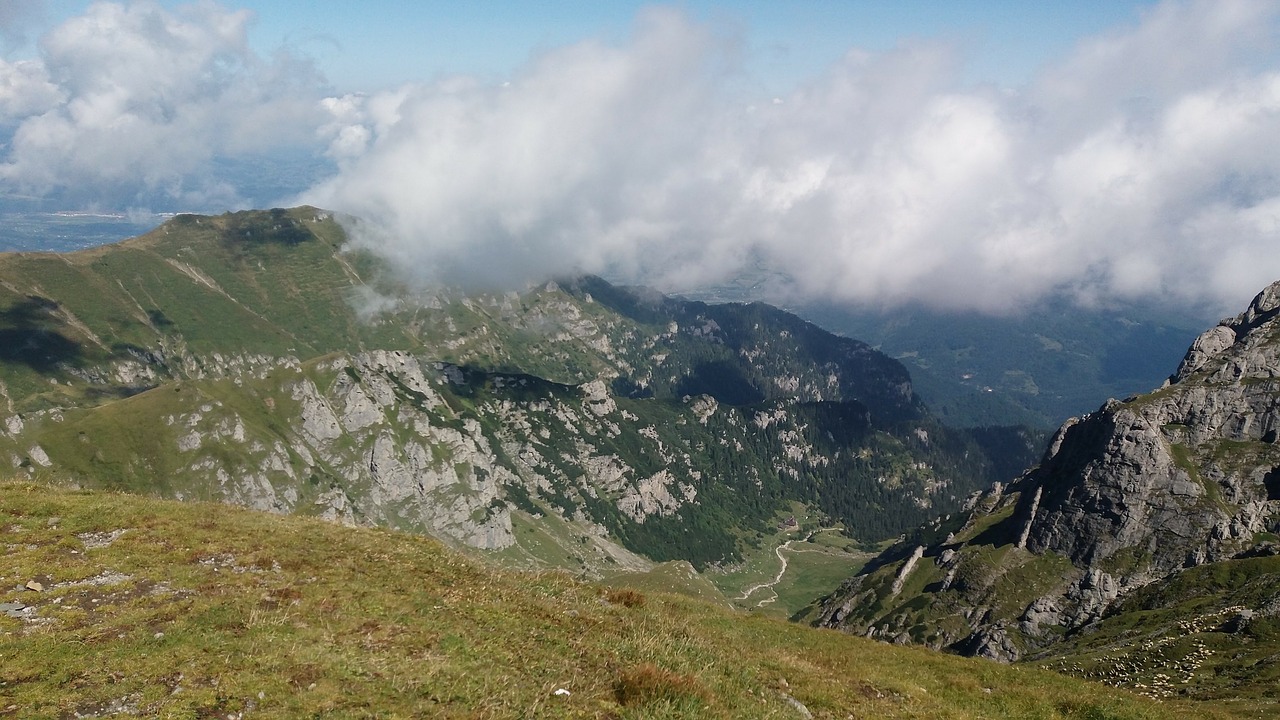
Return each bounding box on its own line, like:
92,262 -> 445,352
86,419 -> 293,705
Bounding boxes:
3,1 -> 1278,316
0,1 -> 328,208
305,7 -> 736,290
304,0 -> 1280,315
0,59 -> 62,117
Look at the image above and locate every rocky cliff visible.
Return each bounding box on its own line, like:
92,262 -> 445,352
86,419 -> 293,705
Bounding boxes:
816,280 -> 1280,671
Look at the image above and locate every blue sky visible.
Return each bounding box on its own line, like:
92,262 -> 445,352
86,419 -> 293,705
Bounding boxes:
239,1 -> 1153,92
2,1 -> 1279,315
23,1 -> 1151,92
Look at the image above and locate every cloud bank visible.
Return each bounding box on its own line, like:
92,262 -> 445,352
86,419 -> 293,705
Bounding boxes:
0,1 -> 327,209
3,1 -> 1279,315
305,0 -> 1280,315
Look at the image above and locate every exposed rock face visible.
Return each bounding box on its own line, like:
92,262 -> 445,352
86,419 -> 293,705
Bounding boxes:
1022,281 -> 1280,577
818,280 -> 1280,661
278,352 -> 517,550
617,469 -> 696,522
888,546 -> 925,598
1173,325 -> 1236,379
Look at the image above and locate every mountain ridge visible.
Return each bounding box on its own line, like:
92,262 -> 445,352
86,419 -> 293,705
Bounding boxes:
0,207 -> 1035,606
815,279 -> 1280,706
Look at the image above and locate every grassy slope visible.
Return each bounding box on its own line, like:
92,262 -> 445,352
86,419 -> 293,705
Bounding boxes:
1040,555 -> 1280,712
0,483 -> 1214,720
0,208 -> 396,409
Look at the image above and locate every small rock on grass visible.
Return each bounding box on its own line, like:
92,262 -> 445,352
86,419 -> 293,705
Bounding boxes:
0,602 -> 26,618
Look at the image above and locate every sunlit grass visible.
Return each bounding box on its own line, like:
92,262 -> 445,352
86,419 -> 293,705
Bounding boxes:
0,482 -> 1228,719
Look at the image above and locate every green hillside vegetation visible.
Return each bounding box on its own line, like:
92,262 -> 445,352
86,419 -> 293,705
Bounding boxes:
0,208 -> 406,407
806,493 -> 1280,717
0,482 -> 1219,719
1041,554 -> 1280,709
0,208 -> 1039,595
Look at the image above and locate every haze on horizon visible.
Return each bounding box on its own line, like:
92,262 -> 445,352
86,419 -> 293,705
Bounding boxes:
1,0 -> 1278,317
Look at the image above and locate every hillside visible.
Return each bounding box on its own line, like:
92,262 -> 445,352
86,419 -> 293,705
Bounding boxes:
0,207 -> 1037,610
0,482 -> 1219,719
815,281 -> 1280,711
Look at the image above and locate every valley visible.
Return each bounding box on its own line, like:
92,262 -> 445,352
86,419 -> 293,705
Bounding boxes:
734,531 -> 846,607
5,1 -> 1280,717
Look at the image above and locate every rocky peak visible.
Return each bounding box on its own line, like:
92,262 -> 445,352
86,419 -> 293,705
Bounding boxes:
1233,280 -> 1280,336
1172,279 -> 1280,382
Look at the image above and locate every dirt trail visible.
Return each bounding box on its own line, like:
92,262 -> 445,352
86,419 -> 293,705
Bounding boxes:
736,535 -> 806,605
736,527 -> 854,606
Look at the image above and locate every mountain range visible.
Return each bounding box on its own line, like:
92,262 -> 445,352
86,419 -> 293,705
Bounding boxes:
0,207 -> 1034,587
681,277 -> 1207,431
4,206 -> 1280,715
799,301 -> 1208,430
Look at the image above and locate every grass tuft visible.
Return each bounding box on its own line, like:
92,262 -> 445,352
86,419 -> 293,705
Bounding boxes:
614,663 -> 709,708
604,587 -> 648,608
